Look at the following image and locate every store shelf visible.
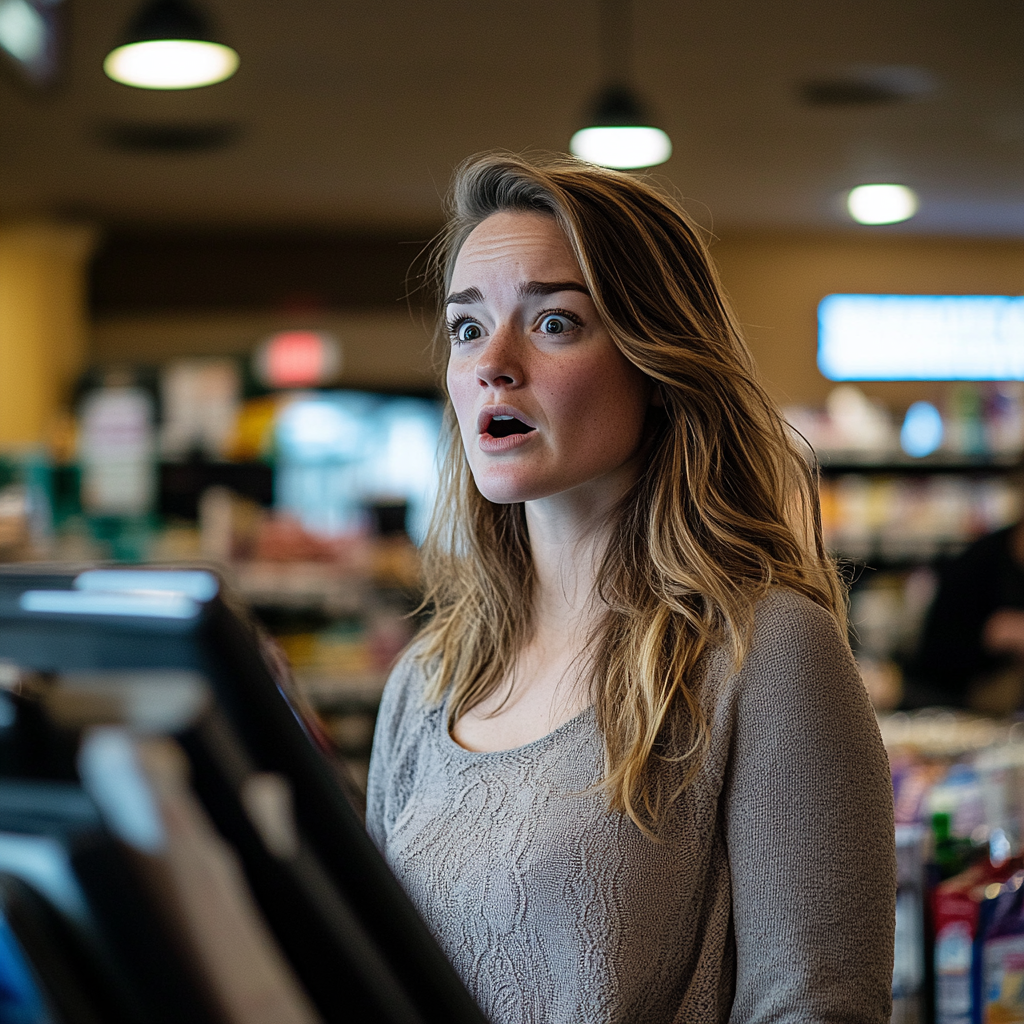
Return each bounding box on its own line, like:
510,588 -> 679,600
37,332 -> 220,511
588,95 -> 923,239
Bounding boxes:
821,467 -> 1021,572
228,560 -> 367,616
294,669 -> 388,713
820,453 -> 1022,475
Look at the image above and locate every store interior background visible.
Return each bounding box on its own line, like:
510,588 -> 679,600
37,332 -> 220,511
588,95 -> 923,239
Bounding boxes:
0,2 -> 1020,1019
0,0 -> 1021,756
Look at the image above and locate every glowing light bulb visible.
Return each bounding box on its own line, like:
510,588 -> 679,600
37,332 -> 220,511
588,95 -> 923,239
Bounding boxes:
570,126 -> 672,169
104,38 -> 238,89
847,184 -> 919,225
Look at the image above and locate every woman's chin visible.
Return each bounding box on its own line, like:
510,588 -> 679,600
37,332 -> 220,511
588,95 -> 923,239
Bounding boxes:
471,471 -> 554,506
474,482 -> 537,505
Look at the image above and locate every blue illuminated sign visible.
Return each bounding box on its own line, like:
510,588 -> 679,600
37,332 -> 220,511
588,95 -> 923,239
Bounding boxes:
818,294 -> 1024,381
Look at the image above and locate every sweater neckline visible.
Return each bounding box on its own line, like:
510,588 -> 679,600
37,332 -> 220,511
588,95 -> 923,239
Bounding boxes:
438,693 -> 596,760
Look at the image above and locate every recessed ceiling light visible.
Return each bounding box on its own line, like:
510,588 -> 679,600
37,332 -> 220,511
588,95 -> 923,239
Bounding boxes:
0,0 -> 45,64
0,0 -> 62,87
105,38 -> 237,89
799,66 -> 937,107
571,86 -> 671,170
847,184 -> 919,225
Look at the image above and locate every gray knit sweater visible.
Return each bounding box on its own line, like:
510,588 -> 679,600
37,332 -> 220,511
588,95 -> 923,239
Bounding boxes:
366,589 -> 896,1024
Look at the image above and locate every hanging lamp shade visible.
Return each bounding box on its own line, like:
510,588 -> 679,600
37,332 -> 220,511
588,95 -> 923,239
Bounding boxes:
570,85 -> 672,169
104,0 -> 238,90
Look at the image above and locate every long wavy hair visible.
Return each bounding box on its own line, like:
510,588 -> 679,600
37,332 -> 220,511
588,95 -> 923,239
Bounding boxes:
415,152 -> 845,833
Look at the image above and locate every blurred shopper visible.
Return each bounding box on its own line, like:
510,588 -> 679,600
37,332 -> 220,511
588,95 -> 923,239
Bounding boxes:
906,517 -> 1024,712
366,154 -> 895,1024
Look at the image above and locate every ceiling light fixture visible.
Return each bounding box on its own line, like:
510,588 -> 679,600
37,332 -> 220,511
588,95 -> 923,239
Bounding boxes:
847,183 -> 919,225
570,0 -> 671,169
104,0 -> 238,90
0,0 -> 63,87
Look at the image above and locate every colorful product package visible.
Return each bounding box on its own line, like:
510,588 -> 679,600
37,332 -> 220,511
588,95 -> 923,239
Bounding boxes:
894,825 -> 927,1014
976,872 -> 1024,1024
934,860 -> 1022,1024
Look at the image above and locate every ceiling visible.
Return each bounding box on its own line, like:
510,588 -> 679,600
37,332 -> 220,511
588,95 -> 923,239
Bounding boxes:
0,0 -> 1021,236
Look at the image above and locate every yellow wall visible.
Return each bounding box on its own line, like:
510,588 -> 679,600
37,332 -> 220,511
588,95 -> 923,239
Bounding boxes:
0,222 -> 97,449
712,233 -> 1024,411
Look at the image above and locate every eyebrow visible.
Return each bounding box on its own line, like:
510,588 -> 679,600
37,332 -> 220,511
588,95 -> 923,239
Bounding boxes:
443,286 -> 483,306
518,280 -> 590,298
443,281 -> 590,305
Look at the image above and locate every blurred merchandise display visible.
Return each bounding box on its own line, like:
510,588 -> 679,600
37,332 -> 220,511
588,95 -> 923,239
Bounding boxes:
0,358 -> 441,783
786,383 -> 1024,463
853,568 -> 940,711
79,381 -> 157,517
820,474 -> 1021,563
796,382 -> 1024,721
274,391 -> 440,543
72,368 -> 162,563
159,358 -> 241,462
226,395 -> 279,462
0,453 -> 53,562
881,711 -> 1024,1024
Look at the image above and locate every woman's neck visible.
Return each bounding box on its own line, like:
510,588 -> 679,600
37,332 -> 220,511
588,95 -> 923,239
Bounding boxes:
523,462 -> 636,640
526,507 -> 608,642
448,471 -> 632,752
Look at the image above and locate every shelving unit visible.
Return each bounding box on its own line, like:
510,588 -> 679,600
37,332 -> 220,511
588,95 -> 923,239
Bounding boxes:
820,454 -> 1020,562
817,452 -> 1022,708
229,558 -> 419,791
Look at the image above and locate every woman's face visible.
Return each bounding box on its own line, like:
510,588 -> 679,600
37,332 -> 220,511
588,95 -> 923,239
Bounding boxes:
446,210 -> 652,506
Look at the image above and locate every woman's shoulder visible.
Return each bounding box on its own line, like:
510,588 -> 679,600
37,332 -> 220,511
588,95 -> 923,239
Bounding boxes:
748,586 -> 847,659
701,586 -> 889,809
375,639 -> 435,748
704,587 -> 862,723
366,639 -> 438,843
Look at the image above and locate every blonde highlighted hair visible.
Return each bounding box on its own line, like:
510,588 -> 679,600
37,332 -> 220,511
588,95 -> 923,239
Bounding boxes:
416,153 -> 845,832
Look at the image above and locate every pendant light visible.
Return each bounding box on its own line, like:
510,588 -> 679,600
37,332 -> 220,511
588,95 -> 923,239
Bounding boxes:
104,0 -> 238,90
570,0 -> 671,169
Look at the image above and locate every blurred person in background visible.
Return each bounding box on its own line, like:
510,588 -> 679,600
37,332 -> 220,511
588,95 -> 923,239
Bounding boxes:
366,153 -> 895,1024
907,510 -> 1024,713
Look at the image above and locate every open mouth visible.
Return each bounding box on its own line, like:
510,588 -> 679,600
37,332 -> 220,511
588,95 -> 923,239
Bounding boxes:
487,415 -> 536,438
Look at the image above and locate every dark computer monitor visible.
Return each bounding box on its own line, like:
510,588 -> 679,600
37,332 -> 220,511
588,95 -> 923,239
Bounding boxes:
0,566 -> 485,1024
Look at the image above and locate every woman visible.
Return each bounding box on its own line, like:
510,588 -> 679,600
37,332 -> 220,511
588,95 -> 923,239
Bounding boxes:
367,153 -> 895,1024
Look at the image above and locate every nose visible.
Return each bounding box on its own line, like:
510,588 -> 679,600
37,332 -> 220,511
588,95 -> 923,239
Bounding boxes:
475,329 -> 522,389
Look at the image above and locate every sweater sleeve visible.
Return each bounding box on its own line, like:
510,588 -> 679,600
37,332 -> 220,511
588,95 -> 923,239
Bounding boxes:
723,592 -> 895,1024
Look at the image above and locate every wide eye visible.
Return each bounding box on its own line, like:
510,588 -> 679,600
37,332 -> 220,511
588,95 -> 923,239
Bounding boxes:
538,314 -> 576,335
452,319 -> 483,343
